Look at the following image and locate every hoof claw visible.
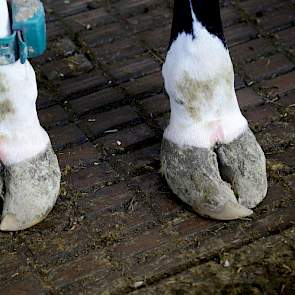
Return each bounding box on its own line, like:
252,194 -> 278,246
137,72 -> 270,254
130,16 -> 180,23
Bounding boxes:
216,129 -> 267,209
0,214 -> 18,231
161,129 -> 267,221
0,146 -> 61,231
194,200 -> 253,221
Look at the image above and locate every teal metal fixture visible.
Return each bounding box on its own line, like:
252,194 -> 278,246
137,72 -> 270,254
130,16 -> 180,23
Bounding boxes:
0,0 -> 46,65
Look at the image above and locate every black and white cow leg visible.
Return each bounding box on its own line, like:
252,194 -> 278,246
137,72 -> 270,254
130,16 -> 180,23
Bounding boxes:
161,0 -> 267,220
0,0 -> 61,231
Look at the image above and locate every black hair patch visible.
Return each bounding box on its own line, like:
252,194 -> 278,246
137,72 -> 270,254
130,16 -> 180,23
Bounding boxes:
168,0 -> 226,50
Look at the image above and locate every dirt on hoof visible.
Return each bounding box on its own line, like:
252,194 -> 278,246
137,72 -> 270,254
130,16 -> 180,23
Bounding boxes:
0,145 -> 61,231
161,137 -> 253,221
216,128 -> 268,209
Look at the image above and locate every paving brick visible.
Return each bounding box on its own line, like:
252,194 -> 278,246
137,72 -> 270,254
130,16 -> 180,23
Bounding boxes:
46,21 -> 66,41
156,113 -> 170,131
37,89 -> 57,110
244,53 -> 294,82
114,0 -> 160,17
234,74 -> 245,89
131,227 -> 295,295
94,124 -> 155,153
221,7 -> 241,28
261,182 -> 292,208
47,251 -> 112,288
93,37 -> 147,65
124,208 -> 295,288
106,54 -> 160,82
122,72 -> 164,97
284,174 -> 295,189
237,87 -> 264,110
255,5 -> 295,32
244,104 -> 280,130
139,26 -> 171,54
63,162 -> 114,191
34,37 -> 77,65
256,122 -> 295,152
47,0 -> 93,17
116,144 -> 160,174
112,228 -> 170,258
58,71 -> 108,98
65,8 -> 116,33
77,182 -> 134,218
127,8 -> 172,33
239,0 -> 290,15
49,123 -> 87,150
0,252 -> 26,282
268,147 -> 295,174
278,91 -> 295,107
230,38 -> 275,63
39,105 -> 69,129
69,87 -> 125,117
142,93 -> 170,117
275,27 -> 295,50
57,142 -> 102,170
224,23 -> 257,47
261,71 -> 295,97
79,106 -> 139,137
81,22 -> 132,47
2,273 -> 45,295
132,172 -> 182,216
43,54 -> 93,80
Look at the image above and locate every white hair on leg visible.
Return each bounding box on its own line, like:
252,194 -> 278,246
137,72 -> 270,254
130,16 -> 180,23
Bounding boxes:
0,0 -> 11,38
0,1 -> 50,165
0,0 -> 60,231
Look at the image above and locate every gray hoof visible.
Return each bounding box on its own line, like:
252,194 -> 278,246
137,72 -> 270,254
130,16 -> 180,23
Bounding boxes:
161,129 -> 267,220
0,146 -> 61,231
216,129 -> 267,209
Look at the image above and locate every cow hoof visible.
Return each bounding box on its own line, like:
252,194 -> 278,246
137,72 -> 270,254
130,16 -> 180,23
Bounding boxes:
216,128 -> 267,209
161,129 -> 267,220
0,146 -> 61,231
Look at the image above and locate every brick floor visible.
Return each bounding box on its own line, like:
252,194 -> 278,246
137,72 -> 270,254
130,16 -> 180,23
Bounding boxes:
1,0 -> 295,294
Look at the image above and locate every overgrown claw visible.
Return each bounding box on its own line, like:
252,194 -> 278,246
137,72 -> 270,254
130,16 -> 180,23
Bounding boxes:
0,214 -> 19,231
216,129 -> 267,209
161,129 -> 267,221
194,200 -> 253,221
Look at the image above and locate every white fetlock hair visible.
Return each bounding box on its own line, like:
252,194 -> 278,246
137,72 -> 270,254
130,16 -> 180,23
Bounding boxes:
0,0 -> 50,165
162,4 -> 248,149
0,0 -> 11,38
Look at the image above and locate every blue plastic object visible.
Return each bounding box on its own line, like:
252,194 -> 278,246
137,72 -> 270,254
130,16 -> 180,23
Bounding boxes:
0,32 -> 17,65
0,0 -> 46,65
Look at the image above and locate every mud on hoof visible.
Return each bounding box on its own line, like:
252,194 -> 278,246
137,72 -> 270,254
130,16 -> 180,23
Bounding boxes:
0,146 -> 61,231
161,129 -> 267,220
216,129 -> 267,209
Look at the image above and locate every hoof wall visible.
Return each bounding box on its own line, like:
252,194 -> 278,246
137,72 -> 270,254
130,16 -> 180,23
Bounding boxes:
161,129 -> 267,220
0,146 -> 61,231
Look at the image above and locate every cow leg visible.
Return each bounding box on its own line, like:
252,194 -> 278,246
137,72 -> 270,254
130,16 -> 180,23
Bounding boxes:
0,0 -> 61,231
161,0 -> 267,220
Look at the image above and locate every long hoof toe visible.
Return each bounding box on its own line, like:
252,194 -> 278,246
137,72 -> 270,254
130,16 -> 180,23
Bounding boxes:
216,129 -> 267,209
0,146 -> 61,231
161,129 -> 267,221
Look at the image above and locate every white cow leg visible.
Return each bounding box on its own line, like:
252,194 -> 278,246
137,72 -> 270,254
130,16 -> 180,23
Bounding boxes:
0,0 -> 61,231
161,0 -> 267,220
